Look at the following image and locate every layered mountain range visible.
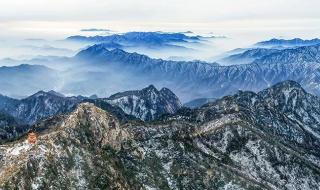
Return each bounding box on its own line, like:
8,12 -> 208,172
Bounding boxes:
71,44 -> 320,101
2,39 -> 320,103
0,86 -> 182,142
0,81 -> 319,189
2,30 -> 320,189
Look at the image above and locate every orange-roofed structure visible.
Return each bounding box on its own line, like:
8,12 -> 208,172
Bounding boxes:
28,132 -> 37,144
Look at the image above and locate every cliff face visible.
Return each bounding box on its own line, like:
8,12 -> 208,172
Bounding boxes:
1,81 -> 320,189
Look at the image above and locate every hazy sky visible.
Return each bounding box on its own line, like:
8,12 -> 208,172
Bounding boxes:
1,0 -> 319,22
0,0 -> 319,40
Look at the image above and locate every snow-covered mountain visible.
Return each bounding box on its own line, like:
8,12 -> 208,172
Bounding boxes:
3,43 -> 320,102
0,91 -> 84,125
255,38 -> 320,48
258,81 -> 320,142
1,81 -> 320,189
219,38 -> 320,65
218,48 -> 281,65
253,44 -> 320,65
219,42 -> 320,66
72,44 -> 320,101
0,85 -> 182,127
102,85 -> 182,121
67,31 -> 200,46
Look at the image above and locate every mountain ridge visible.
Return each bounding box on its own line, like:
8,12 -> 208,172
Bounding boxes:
0,85 -> 183,142
72,44 -> 320,101
0,90 -> 84,125
4,42 -> 320,102
67,31 -> 200,44
1,81 -> 320,189
103,84 -> 182,121
256,38 -> 320,48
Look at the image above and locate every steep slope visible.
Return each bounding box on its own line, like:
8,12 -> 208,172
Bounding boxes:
1,81 -> 320,189
0,94 -> 19,111
0,103 -> 134,189
258,81 -> 320,143
84,98 -> 139,123
103,85 -> 182,121
0,91 -> 84,124
0,112 -> 28,143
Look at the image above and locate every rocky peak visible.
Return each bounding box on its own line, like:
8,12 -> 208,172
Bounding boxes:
60,103 -> 130,150
0,103 -> 133,189
108,85 -> 160,100
259,80 -> 305,98
76,45 -> 150,64
75,44 -> 107,60
105,85 -> 182,121
159,87 -> 173,95
25,103 -> 130,151
143,84 -> 158,93
258,80 -> 309,111
28,90 -> 47,98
